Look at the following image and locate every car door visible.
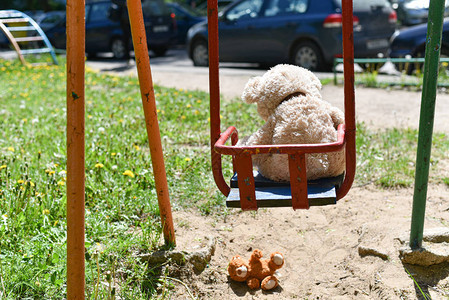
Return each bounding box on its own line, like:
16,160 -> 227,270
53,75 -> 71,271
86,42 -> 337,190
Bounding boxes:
219,0 -> 265,62
85,2 -> 120,53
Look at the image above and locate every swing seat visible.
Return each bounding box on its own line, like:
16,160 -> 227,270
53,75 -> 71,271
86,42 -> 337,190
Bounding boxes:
226,172 -> 344,208
207,0 -> 356,211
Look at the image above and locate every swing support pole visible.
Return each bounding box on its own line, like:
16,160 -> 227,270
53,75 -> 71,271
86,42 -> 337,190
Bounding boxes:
127,0 -> 175,245
409,0 -> 445,249
66,0 -> 86,298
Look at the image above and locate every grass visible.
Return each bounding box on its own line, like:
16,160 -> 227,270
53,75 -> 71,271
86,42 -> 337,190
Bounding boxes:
1,56 -> 449,298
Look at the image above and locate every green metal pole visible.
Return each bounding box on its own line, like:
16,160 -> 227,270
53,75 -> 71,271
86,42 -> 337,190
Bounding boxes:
409,0 -> 445,249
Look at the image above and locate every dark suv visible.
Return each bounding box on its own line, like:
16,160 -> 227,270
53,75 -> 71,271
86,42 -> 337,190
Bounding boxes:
187,0 -> 397,70
45,0 -> 177,58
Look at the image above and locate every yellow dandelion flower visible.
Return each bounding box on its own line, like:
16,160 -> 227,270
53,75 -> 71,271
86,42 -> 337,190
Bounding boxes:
57,180 -> 65,186
185,158 -> 191,161
123,170 -> 135,178
54,220 -> 59,226
186,104 -> 192,108
7,147 -> 14,152
111,152 -> 117,156
0,165 -> 6,170
134,145 -> 140,151
29,181 -> 35,187
20,186 -> 25,191
181,115 -> 186,120
196,99 -> 202,104
194,110 -> 200,115
17,179 -> 24,184
95,163 -> 104,168
43,209 -> 50,215
49,171 -> 55,175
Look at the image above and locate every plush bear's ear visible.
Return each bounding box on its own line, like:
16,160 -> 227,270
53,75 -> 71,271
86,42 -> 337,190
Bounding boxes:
242,76 -> 261,103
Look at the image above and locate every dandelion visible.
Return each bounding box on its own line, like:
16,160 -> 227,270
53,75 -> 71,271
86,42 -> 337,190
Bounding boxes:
185,158 -> 191,162
133,145 -> 140,151
186,104 -> 192,108
196,99 -> 202,104
43,209 -> 50,215
54,220 -> 59,226
123,170 -> 135,178
111,152 -> 116,156
181,115 -> 186,120
29,181 -> 35,187
95,163 -> 104,168
0,165 -> 6,170
7,147 -> 14,152
17,179 -> 24,184
57,180 -> 65,186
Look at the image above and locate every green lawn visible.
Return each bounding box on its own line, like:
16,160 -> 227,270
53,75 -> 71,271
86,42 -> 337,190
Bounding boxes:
1,58 -> 449,298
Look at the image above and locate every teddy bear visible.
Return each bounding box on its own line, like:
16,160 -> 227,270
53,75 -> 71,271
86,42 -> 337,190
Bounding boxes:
228,249 -> 284,290
238,64 -> 345,182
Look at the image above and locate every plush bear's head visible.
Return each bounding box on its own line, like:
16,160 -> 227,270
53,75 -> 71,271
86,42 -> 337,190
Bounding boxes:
242,64 -> 322,121
228,255 -> 250,282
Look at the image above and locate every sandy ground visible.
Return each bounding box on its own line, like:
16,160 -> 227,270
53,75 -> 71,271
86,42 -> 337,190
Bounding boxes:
96,63 -> 449,299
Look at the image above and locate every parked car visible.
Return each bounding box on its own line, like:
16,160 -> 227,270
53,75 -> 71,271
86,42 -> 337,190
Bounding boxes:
389,18 -> 449,59
44,0 -> 177,58
187,0 -> 397,71
167,2 -> 205,44
393,0 -> 449,26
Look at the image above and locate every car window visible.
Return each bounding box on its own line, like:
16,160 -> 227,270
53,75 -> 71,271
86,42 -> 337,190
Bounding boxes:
263,0 -> 308,17
88,2 -> 110,23
226,0 -> 264,21
142,0 -> 171,17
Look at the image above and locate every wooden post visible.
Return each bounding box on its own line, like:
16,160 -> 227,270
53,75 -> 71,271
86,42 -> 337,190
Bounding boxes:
127,0 -> 175,245
66,0 -> 86,298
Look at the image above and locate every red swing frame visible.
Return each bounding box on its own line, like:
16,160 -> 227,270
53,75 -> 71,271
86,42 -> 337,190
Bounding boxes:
208,0 -> 356,211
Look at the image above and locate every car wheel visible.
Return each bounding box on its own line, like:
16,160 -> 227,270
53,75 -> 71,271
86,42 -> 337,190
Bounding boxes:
86,52 -> 97,59
111,38 -> 128,59
291,41 -> 324,71
191,40 -> 209,67
406,47 -> 449,75
152,47 -> 168,57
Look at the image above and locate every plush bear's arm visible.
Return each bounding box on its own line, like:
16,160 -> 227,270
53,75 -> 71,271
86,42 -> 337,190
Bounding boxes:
244,118 -> 276,146
329,106 -> 345,128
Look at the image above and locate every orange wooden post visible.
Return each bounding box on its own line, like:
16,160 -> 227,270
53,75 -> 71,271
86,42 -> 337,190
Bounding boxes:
66,0 -> 86,299
127,0 -> 175,245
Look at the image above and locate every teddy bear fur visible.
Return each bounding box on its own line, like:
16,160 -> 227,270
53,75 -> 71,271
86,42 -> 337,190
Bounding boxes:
228,249 -> 284,290
239,64 -> 345,181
